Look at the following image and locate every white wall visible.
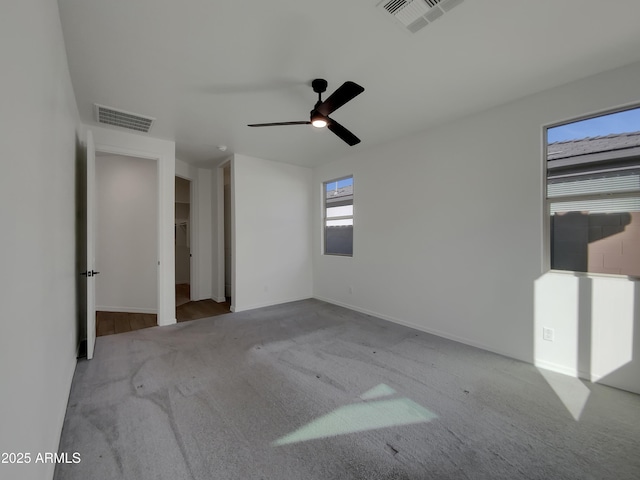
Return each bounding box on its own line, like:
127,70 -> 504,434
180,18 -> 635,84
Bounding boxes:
313,61 -> 640,394
0,1 -> 81,479
175,158 -> 193,179
233,154 -> 313,311
90,125 -> 176,325
534,274 -> 639,394
95,155 -> 158,313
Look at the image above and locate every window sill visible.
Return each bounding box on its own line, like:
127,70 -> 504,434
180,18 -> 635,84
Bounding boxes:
547,269 -> 640,282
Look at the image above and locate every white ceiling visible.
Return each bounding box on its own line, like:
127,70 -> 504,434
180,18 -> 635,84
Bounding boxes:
57,0 -> 640,168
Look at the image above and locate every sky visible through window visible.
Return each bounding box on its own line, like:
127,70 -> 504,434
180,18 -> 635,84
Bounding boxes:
548,106 -> 640,143
326,176 -> 353,192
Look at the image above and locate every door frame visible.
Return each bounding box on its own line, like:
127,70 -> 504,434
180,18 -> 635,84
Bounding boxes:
86,130 -> 96,359
175,173 -> 199,301
92,130 -> 176,327
216,158 -> 235,311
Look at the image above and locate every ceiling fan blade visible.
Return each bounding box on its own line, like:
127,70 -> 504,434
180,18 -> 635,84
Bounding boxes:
316,81 -> 364,116
247,121 -> 311,127
327,118 -> 361,146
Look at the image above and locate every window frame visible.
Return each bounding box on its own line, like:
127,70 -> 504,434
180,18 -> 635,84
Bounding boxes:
543,103 -> 640,279
323,175 -> 354,257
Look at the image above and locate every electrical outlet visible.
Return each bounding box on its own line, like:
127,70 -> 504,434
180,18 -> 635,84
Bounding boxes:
543,327 -> 555,342
348,286 -> 353,294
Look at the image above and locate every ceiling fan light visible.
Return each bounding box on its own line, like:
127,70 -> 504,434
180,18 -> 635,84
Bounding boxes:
311,111 -> 328,128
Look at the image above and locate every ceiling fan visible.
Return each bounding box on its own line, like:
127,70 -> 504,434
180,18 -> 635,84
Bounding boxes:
247,79 -> 365,146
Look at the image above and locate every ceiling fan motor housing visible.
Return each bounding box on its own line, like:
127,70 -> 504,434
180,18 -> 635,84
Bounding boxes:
312,79 -> 328,94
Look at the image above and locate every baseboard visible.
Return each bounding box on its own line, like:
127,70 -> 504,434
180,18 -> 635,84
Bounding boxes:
313,295 -> 527,364
213,296 -> 227,303
534,359 -> 580,378
96,305 -> 158,314
233,295 -> 313,313
536,361 -> 639,391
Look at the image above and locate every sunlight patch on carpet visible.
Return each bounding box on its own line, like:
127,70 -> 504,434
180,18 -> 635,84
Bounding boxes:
273,385 -> 436,446
537,367 -> 591,421
360,384 -> 396,400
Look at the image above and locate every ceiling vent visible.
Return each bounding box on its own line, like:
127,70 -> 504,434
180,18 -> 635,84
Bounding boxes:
377,0 -> 464,34
94,104 -> 155,133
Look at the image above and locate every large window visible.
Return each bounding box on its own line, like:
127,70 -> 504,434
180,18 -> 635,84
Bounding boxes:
324,176 -> 353,256
545,106 -> 640,277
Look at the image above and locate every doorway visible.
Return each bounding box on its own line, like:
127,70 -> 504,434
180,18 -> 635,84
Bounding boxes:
83,129 -> 175,358
175,176 -> 191,306
173,171 -> 231,322
94,153 -> 159,336
214,160 -> 234,311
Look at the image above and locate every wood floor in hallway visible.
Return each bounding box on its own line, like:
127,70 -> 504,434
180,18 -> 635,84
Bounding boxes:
96,284 -> 232,337
96,311 -> 157,336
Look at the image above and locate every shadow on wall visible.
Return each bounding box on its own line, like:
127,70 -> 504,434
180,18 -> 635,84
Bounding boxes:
535,275 -> 639,420
551,212 -> 633,274
594,280 -> 640,392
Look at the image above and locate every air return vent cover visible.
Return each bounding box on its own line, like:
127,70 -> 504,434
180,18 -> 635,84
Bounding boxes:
94,104 -> 155,133
377,0 -> 464,33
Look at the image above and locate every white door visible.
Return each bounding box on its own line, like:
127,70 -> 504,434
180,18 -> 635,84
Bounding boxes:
86,130 -> 97,359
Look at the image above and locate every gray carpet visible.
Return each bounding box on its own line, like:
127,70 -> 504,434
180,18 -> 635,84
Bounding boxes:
55,299 -> 640,480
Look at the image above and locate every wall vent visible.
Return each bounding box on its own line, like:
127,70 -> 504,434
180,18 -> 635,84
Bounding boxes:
384,0 -> 408,15
377,0 -> 464,34
94,104 -> 155,133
